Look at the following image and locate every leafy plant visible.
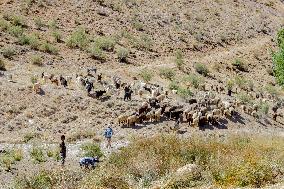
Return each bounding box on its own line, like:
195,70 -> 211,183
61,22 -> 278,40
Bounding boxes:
183,74 -> 203,89
226,79 -> 234,90
117,47 -> 129,62
11,15 -> 26,26
88,44 -> 106,61
30,76 -> 38,84
2,47 -> 16,59
139,69 -> 153,82
169,81 -> 179,90
177,87 -> 193,98
8,25 -> 23,37
30,55 -> 43,66
0,18 -> 10,31
18,34 -> 40,49
195,63 -> 209,76
234,75 -> 247,90
94,36 -> 116,51
51,30 -> 62,42
80,143 -> 103,158
175,49 -> 184,70
232,59 -> 247,72
265,84 -> 280,97
40,41 -> 58,54
30,146 -> 46,163
34,17 -> 45,29
133,20 -> 143,31
159,68 -> 176,81
66,27 -> 89,49
237,93 -> 252,104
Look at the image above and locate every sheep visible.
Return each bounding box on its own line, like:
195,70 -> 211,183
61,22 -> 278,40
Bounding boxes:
191,117 -> 199,127
199,116 -> 208,127
94,90 -> 106,99
185,111 -> 193,124
156,94 -> 166,102
251,111 -> 258,119
118,115 -> 128,126
241,105 -> 247,113
33,83 -> 41,93
138,89 -> 144,98
146,110 -> 155,122
253,104 -> 258,111
66,76 -> 72,84
206,113 -> 213,124
229,107 -> 235,116
246,106 -> 253,115
211,115 -> 220,125
154,108 -> 163,122
223,109 -> 231,118
127,115 -> 138,127
212,109 -> 221,116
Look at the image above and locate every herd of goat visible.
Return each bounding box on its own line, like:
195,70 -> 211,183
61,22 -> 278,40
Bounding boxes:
27,67 -> 283,129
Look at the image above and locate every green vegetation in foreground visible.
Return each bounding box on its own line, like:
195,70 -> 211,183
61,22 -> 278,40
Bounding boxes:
14,135 -> 284,189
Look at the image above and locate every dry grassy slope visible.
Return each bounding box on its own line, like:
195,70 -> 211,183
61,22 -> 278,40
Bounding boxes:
0,0 -> 284,144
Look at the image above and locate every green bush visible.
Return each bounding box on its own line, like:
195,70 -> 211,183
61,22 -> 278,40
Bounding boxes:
0,149 -> 23,171
232,59 -> 247,71
169,81 -> 179,90
133,20 -> 143,31
30,55 -> 43,66
259,102 -> 269,115
265,84 -> 280,97
139,69 -> 153,82
237,93 -> 252,104
8,25 -> 23,37
40,41 -> 58,54
0,18 -> 10,31
159,68 -> 176,81
88,44 -> 106,61
133,34 -> 152,50
234,75 -> 247,90
195,63 -> 209,76
0,59 -> 6,71
30,146 -> 46,163
18,34 -> 40,49
117,47 -> 129,62
48,19 -> 57,29
34,17 -> 45,29
66,27 -> 89,49
94,36 -> 116,51
226,79 -> 234,90
273,29 -> 284,86
175,49 -> 184,70
177,87 -> 193,98
80,143 -> 103,158
2,47 -> 16,59
23,132 -> 41,143
11,15 -> 26,26
51,30 -> 62,42
183,74 -> 203,89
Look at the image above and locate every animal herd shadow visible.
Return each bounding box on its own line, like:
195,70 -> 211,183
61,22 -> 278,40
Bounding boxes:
229,112 -> 245,125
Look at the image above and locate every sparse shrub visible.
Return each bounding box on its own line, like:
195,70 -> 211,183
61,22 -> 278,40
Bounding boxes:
23,132 -> 41,143
51,30 -> 62,42
195,63 -> 209,76
34,17 -> 45,29
67,130 -> 97,143
133,34 -> 152,50
0,59 -> 6,71
183,74 -> 203,89
66,27 -> 89,49
117,47 -> 129,62
273,28 -> 284,86
265,84 -> 280,97
2,47 -> 16,59
8,25 -> 23,37
169,81 -> 179,90
48,19 -> 57,29
159,68 -> 176,81
30,146 -> 46,163
46,148 -> 60,161
80,143 -> 103,158
139,69 -> 153,82
237,93 -> 252,104
133,20 -> 143,31
0,149 -> 23,171
40,41 -> 58,54
88,44 -> 106,61
31,76 -> 38,84
30,55 -> 43,66
232,59 -> 247,72
259,102 -> 269,115
94,36 -> 116,51
234,75 -> 247,90
11,15 -> 26,26
226,79 -> 234,90
0,18 -> 10,31
18,34 -> 40,49
175,49 -> 184,70
177,87 -> 193,98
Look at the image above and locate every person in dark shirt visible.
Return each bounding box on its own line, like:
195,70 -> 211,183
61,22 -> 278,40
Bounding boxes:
60,135 -> 66,166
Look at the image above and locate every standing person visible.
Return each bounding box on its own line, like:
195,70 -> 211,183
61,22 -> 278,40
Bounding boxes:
60,135 -> 67,167
104,124 -> 113,148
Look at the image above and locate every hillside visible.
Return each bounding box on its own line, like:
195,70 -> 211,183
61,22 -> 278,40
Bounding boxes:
0,0 -> 284,188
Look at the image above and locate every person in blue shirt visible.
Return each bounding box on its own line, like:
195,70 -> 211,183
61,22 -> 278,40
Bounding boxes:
104,124 -> 113,148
